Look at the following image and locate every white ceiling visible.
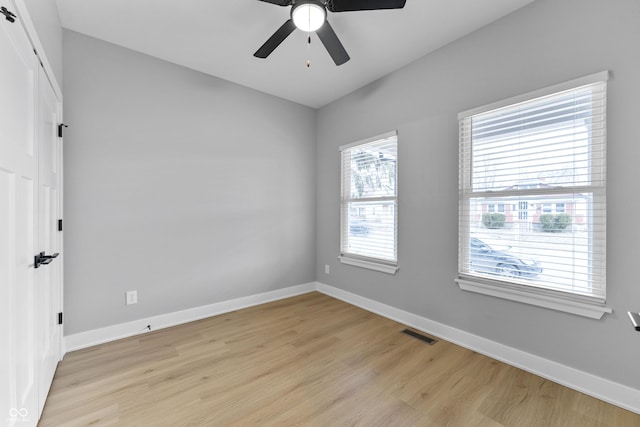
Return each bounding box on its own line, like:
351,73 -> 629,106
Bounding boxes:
56,0 -> 535,108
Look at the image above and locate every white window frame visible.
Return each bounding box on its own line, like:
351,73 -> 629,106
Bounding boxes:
456,72 -> 611,319
339,131 -> 398,274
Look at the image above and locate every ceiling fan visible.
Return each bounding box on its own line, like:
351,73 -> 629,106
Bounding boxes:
254,0 -> 407,66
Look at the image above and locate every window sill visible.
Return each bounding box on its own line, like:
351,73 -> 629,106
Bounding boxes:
455,276 -> 612,319
339,256 -> 398,275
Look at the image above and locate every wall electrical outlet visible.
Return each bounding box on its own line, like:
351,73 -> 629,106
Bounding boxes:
126,290 -> 138,305
324,264 -> 330,274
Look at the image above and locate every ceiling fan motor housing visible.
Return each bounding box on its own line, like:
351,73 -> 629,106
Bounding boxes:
291,0 -> 327,32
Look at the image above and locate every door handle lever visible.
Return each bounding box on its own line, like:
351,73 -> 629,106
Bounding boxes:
34,252 -> 59,269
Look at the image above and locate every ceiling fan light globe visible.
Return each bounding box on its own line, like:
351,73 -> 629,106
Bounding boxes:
292,2 -> 326,32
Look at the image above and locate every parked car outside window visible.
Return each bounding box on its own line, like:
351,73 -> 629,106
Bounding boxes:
469,237 -> 542,278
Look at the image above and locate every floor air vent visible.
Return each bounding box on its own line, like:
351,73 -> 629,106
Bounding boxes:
401,329 -> 437,345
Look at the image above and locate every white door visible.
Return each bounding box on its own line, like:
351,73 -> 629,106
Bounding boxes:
36,64 -> 63,416
1,1 -> 62,425
0,2 -> 39,425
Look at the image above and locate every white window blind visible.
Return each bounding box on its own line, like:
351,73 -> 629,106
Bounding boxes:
340,131 -> 398,273
457,72 -> 608,316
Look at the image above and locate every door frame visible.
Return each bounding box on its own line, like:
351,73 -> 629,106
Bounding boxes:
11,0 -> 62,101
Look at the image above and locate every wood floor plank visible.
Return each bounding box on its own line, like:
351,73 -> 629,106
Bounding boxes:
39,292 -> 640,426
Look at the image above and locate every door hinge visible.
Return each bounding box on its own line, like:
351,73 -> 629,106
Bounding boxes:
58,219 -> 63,231
58,312 -> 63,325
1,6 -> 16,23
58,123 -> 68,138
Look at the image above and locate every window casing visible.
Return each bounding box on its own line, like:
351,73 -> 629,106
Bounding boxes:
457,72 -> 610,319
340,131 -> 398,274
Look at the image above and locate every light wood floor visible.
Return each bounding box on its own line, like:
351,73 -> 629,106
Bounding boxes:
40,292 -> 640,426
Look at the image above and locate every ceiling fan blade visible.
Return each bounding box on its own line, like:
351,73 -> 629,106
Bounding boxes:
316,21 -> 350,66
257,0 -> 292,6
327,0 -> 406,12
254,19 -> 297,59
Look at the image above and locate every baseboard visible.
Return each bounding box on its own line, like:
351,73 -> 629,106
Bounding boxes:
63,280 -> 640,415
64,282 -> 316,352
316,282 -> 640,415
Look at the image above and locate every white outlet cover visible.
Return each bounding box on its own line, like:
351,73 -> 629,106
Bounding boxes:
126,291 -> 137,305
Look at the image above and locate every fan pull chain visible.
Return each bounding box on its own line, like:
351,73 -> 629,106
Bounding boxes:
306,33 -> 311,68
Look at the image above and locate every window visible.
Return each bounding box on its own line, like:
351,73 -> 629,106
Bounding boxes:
518,201 -> 529,220
340,131 -> 398,274
457,72 -> 610,319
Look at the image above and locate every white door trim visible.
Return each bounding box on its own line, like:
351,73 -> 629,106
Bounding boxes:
10,0 -> 62,101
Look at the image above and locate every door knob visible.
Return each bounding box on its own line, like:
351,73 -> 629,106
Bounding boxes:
34,252 -> 59,269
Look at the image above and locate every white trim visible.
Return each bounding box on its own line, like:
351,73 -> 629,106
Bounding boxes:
340,133 -> 399,267
338,130 -> 397,151
458,76 -> 608,314
455,277 -> 611,319
338,256 -> 398,274
343,195 -> 397,203
315,282 -> 640,415
62,281 -> 639,415
12,0 -> 62,100
64,283 -> 316,352
458,70 -> 608,119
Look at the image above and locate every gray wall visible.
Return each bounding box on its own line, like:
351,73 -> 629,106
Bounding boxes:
63,30 -> 316,335
316,0 -> 640,389
23,0 -> 63,85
